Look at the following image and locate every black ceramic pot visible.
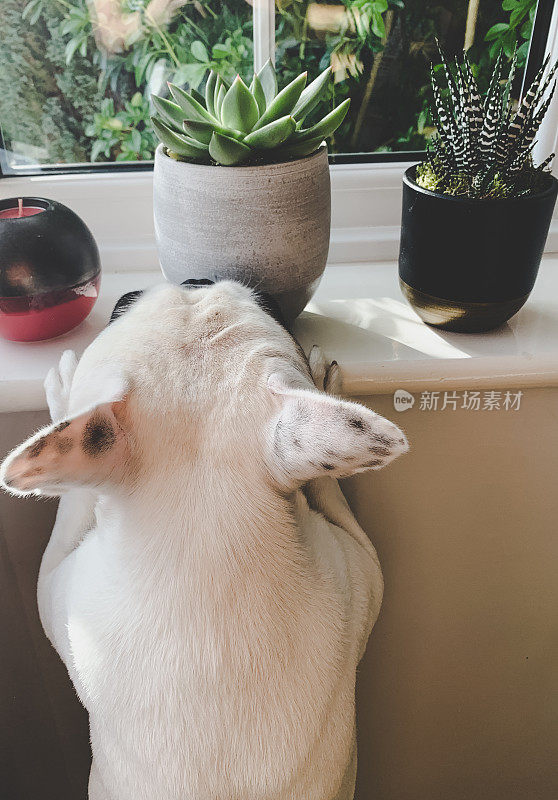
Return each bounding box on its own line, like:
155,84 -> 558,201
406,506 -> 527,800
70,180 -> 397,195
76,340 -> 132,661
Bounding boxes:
398,165 -> 558,332
0,197 -> 101,341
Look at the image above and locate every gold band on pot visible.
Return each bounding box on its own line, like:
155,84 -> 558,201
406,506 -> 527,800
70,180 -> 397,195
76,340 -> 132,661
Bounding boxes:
399,279 -> 530,333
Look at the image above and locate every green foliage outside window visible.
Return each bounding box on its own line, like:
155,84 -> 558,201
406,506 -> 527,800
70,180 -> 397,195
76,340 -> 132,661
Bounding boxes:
0,0 -> 538,166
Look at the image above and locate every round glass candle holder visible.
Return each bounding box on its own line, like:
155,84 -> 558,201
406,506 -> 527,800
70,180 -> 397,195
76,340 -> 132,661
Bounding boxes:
0,197 -> 101,342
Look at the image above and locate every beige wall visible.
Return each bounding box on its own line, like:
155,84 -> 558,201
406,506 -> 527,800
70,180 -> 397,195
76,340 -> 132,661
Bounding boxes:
0,411 -> 90,800
2,391 -> 557,799
349,389 -> 558,800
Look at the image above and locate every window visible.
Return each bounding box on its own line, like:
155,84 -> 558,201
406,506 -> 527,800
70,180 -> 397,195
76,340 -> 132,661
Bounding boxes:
0,0 -> 552,175
0,0 -> 253,173
274,0 -> 543,158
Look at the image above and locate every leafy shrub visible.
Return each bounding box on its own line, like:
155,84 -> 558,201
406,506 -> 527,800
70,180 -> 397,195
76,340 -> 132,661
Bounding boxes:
0,0 -> 98,165
85,93 -> 156,160
485,0 -> 536,63
9,0 -> 541,164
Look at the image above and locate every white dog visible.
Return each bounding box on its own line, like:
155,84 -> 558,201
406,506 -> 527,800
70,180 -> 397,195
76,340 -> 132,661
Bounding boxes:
1,281 -> 408,800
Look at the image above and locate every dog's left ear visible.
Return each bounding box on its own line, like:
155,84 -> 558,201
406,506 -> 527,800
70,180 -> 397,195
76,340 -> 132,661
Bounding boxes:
267,373 -> 408,485
1,391 -> 130,497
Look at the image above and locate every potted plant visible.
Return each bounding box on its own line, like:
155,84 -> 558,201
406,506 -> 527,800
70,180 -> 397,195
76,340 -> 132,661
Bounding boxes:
399,50 -> 558,333
151,62 -> 349,319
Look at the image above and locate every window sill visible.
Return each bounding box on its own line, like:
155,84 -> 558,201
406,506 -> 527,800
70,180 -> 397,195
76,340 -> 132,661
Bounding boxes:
2,257 -> 558,413
2,166 -> 558,267
0,163 -> 410,267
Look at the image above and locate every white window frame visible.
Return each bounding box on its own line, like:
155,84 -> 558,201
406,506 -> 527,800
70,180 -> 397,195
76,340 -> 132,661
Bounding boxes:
253,0 -> 275,71
1,2 -> 558,267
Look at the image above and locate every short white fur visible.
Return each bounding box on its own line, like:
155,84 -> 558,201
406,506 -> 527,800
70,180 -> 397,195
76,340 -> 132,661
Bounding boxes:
1,282 -> 408,800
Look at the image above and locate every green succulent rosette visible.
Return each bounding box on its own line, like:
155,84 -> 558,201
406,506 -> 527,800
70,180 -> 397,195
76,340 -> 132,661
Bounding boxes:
151,60 -> 349,166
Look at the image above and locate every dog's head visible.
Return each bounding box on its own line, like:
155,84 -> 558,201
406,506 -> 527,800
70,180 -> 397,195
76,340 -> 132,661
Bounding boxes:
1,281 -> 408,497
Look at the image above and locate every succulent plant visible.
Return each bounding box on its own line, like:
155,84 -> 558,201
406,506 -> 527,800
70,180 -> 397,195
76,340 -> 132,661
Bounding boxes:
417,48 -> 557,199
151,60 -> 349,166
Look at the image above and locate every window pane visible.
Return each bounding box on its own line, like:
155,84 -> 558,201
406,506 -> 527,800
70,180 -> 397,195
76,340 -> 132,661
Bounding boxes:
0,0 -> 253,173
275,0 -> 539,156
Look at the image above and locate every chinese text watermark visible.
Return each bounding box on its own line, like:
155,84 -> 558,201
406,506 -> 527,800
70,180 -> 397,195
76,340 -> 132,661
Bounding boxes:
393,389 -> 523,412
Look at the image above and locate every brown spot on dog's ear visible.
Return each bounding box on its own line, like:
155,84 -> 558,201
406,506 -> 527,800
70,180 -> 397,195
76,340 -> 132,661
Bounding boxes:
82,412 -> 116,458
28,438 -> 47,458
54,421 -> 70,432
373,434 -> 394,447
348,417 -> 367,432
321,463 -> 334,471
371,445 -> 391,457
25,467 -> 44,478
55,436 -> 73,454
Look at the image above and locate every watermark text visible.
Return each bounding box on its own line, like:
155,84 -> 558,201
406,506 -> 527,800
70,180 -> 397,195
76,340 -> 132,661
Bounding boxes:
393,389 -> 523,412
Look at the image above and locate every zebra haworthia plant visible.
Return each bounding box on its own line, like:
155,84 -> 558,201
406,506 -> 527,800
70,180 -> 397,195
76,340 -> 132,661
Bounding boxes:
418,48 -> 557,199
151,61 -> 350,166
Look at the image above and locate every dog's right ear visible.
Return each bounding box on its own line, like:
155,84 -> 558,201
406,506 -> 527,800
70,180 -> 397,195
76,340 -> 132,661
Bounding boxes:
267,373 -> 409,486
1,384 -> 131,498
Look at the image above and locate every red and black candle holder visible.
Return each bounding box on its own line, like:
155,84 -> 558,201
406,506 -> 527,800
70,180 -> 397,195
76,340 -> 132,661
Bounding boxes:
0,197 -> 101,342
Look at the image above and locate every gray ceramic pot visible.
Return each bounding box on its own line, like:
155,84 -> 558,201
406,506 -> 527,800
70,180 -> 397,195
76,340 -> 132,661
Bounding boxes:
153,143 -> 331,319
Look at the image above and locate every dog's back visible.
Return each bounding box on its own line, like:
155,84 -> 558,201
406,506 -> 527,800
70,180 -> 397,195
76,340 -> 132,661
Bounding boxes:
71,496 -> 376,800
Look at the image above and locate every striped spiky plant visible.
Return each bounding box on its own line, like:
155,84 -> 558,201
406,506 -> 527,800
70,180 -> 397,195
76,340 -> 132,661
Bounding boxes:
417,48 -> 557,199
151,61 -> 349,166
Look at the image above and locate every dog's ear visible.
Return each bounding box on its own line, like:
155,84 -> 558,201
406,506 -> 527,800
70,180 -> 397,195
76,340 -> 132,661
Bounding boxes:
1,391 -> 130,498
267,373 -> 408,485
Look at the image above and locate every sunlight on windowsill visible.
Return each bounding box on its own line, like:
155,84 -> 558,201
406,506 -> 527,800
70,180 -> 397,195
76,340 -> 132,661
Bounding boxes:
1,258 -> 558,413
305,297 -> 472,361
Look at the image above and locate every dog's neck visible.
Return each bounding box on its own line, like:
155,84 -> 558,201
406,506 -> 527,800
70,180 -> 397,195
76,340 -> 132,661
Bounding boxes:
94,466 -> 311,598
88,471 -> 333,687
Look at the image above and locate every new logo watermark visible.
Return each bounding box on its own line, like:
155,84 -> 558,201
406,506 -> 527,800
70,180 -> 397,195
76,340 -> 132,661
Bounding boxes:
393,389 -> 415,412
393,389 -> 523,412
